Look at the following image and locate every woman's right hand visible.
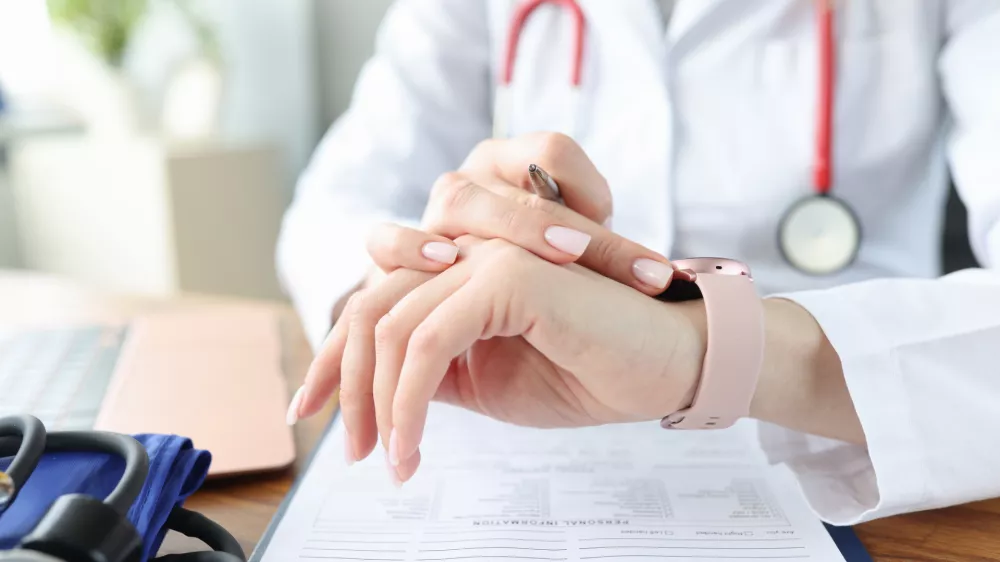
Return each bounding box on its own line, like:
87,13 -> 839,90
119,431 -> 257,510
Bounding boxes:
288,133 -> 690,430
366,132 -> 687,295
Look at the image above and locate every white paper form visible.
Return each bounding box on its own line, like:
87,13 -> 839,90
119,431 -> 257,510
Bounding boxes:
256,403 -> 847,562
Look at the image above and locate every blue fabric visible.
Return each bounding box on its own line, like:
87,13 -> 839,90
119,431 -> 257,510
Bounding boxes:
0,434 -> 211,561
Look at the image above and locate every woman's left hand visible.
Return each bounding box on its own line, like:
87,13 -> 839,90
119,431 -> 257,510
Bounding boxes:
301,235 -> 708,485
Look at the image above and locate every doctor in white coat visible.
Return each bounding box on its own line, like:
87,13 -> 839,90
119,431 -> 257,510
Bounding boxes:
277,0 -> 1000,526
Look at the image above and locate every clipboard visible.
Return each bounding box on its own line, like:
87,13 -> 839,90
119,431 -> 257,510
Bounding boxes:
251,414 -> 875,562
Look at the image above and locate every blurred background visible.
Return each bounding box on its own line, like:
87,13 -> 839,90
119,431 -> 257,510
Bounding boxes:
0,0 -> 978,305
0,0 -> 394,302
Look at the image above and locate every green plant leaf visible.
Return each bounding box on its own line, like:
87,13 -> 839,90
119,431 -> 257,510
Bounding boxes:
46,0 -> 150,67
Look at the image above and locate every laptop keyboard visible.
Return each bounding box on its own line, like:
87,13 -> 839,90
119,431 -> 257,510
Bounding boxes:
0,325 -> 127,430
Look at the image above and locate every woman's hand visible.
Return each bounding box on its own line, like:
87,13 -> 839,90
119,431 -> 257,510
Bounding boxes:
366,132 -> 685,295
296,236 -> 707,485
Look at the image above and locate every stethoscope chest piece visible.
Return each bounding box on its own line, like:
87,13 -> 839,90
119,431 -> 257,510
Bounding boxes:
778,194 -> 860,276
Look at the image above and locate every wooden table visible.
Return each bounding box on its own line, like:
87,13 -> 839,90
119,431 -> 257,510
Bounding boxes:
3,271 -> 999,561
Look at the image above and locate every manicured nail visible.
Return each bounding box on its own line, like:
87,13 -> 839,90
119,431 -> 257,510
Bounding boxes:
544,226 -> 591,257
388,428 -> 401,466
344,430 -> 357,466
603,216 -> 613,230
632,258 -> 673,290
286,386 -> 306,426
422,242 -> 458,264
385,451 -> 402,488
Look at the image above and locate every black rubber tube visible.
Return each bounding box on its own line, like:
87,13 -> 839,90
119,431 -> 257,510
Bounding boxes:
44,431 -> 150,515
160,506 -> 245,560
153,552 -> 244,562
0,415 -> 46,504
0,428 -> 149,515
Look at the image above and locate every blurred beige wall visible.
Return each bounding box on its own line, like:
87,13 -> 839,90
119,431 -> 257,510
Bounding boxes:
1,2 -> 400,295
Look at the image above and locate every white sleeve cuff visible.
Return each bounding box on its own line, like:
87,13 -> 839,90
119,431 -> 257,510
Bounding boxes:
755,286 -> 931,525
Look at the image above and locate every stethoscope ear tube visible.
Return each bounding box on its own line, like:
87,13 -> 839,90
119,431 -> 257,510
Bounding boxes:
41,432 -> 150,515
20,494 -> 144,562
0,415 -> 246,562
493,0 -> 586,140
0,423 -> 150,516
0,416 -> 46,509
153,553 -> 243,562
152,507 -> 246,562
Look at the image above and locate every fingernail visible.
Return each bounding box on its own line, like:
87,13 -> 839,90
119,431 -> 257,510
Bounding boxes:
422,242 -> 458,264
286,385 -> 306,426
344,429 -> 357,466
388,428 -> 400,466
544,226 -> 591,257
603,216 -> 613,230
385,450 -> 402,488
632,258 -> 673,290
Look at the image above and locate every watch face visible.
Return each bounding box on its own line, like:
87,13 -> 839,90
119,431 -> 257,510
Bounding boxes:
671,257 -> 752,279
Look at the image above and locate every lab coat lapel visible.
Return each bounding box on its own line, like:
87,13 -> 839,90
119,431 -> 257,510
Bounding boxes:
668,0 -> 727,37
667,0 -> 749,53
574,0 -> 674,256
487,0 -> 676,255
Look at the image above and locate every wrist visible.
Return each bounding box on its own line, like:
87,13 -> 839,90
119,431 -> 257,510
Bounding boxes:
750,298 -> 864,444
750,298 -> 826,420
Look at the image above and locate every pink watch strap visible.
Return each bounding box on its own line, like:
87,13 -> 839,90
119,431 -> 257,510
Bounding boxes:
661,274 -> 765,430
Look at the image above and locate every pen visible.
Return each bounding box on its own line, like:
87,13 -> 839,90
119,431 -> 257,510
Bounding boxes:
527,164 -> 562,202
528,163 -> 615,230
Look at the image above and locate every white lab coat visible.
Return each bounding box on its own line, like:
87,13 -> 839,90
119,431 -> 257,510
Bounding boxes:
277,0 -> 1000,525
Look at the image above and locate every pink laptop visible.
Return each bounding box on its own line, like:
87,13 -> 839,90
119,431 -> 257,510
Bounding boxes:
0,306 -> 296,476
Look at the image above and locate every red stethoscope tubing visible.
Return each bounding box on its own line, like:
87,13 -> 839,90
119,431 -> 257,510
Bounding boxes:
500,0 -> 834,198
815,0 -> 835,195
501,0 -> 586,87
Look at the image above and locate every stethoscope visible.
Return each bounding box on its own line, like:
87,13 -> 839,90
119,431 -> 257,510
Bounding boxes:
495,0 -> 861,276
492,0 -> 585,141
0,415 -> 245,562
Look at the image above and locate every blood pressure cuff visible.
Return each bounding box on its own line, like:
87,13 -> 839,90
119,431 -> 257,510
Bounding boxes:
0,434 -> 211,561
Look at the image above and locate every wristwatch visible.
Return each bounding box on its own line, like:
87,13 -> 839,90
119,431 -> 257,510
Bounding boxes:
656,258 -> 765,430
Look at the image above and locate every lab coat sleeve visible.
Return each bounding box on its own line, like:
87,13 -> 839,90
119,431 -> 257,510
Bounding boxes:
756,1 -> 1000,525
276,0 -> 492,350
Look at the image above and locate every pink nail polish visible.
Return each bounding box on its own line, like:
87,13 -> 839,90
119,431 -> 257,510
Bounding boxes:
385,451 -> 402,488
544,226 -> 591,257
285,386 -> 306,426
422,242 -> 459,264
632,259 -> 672,290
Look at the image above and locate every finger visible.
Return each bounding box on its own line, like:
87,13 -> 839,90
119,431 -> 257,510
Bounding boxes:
461,132 -> 612,224
391,273 -> 510,474
488,183 -> 679,295
291,291 -> 359,423
340,270 -> 433,464
367,222 -> 459,273
425,172 -> 593,264
428,173 -> 676,295
387,448 -> 421,488
373,257 -> 473,470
